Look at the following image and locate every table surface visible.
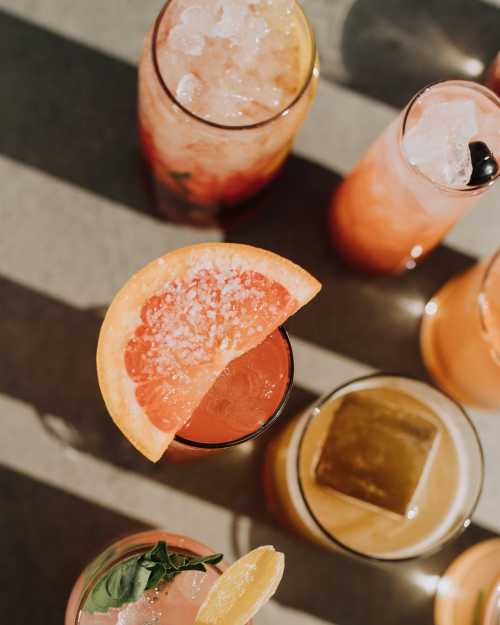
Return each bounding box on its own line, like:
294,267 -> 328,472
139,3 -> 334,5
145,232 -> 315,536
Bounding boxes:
1,1 -> 499,624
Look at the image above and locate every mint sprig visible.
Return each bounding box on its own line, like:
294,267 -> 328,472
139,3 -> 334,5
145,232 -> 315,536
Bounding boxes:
83,541 -> 223,614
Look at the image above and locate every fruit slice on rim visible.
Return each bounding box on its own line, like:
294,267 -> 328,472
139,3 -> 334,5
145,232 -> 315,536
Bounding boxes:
97,243 -> 320,461
194,545 -> 284,625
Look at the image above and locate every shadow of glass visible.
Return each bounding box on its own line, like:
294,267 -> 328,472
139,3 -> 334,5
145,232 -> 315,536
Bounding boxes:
0,466 -> 148,625
317,0 -> 500,108
225,154 -> 476,378
247,518 -> 497,625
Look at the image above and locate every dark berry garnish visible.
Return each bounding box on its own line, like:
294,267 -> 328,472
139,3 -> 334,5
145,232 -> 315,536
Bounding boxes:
468,141 -> 498,186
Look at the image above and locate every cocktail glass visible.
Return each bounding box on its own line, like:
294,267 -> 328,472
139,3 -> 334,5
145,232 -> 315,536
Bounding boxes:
165,326 -> 294,461
65,530 -> 251,625
138,0 -> 319,226
329,80 -> 499,273
420,249 -> 500,410
434,539 -> 500,625
263,374 -> 483,561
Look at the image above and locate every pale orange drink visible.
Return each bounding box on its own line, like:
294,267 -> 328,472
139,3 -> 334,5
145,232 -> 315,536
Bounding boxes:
421,249 -> 500,410
264,375 -> 483,560
138,0 -> 318,224
330,81 -> 499,273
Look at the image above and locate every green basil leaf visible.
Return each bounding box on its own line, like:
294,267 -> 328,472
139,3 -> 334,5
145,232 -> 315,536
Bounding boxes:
130,562 -> 153,603
146,541 -> 169,564
83,556 -> 144,614
82,542 -> 223,615
145,564 -> 167,590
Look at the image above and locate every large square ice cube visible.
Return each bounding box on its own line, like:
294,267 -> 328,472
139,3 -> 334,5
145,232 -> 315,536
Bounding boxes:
404,99 -> 478,188
315,392 -> 438,516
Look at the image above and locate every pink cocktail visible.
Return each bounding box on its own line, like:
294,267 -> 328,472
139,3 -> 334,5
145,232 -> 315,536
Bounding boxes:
421,249 -> 500,410
65,530 -> 248,625
330,81 -> 499,273
138,0 -> 318,225
165,326 -> 293,461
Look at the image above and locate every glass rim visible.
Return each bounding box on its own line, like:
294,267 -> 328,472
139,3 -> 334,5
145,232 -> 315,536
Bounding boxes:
295,372 -> 485,563
399,79 -> 500,195
151,0 -> 318,131
72,530 -> 225,624
478,248 -> 500,361
174,325 -> 294,449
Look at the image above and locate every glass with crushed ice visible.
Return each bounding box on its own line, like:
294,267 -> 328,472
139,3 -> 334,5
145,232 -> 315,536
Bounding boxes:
138,0 -> 318,225
329,80 -> 500,274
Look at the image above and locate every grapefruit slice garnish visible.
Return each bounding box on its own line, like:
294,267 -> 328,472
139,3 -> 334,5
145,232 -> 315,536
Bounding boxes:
97,243 -> 320,461
194,545 -> 284,625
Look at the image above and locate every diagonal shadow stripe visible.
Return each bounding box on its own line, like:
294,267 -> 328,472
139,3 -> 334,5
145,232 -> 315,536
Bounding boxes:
313,0 -> 500,108
0,10 -> 150,214
0,466 -> 148,625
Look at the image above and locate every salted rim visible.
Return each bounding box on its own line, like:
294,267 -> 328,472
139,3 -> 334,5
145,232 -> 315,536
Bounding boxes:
478,248 -> 500,363
399,79 -> 500,194
174,325 -> 294,449
295,373 -> 485,563
151,0 -> 318,131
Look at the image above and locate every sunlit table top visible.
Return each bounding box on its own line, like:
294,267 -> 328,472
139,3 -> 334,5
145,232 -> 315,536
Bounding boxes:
1,1 -> 499,624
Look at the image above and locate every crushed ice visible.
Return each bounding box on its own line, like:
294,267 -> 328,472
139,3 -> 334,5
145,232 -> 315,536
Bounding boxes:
168,23 -> 205,56
176,73 -> 202,105
404,99 -> 478,188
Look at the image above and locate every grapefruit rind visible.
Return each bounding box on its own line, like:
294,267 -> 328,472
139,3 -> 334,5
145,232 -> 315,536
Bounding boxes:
97,243 -> 321,462
194,545 -> 285,625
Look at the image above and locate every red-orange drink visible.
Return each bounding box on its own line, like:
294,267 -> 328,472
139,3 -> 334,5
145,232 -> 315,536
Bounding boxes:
138,0 -> 318,225
330,81 -> 499,274
421,250 -> 500,410
165,327 -> 293,461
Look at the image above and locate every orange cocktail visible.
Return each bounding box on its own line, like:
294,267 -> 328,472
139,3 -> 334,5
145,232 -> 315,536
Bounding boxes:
421,249 -> 500,410
330,81 -> 499,273
264,375 -> 483,561
138,0 -> 318,225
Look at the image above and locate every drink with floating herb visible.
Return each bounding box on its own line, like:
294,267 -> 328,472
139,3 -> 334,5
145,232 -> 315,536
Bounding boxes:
65,531 -> 224,625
